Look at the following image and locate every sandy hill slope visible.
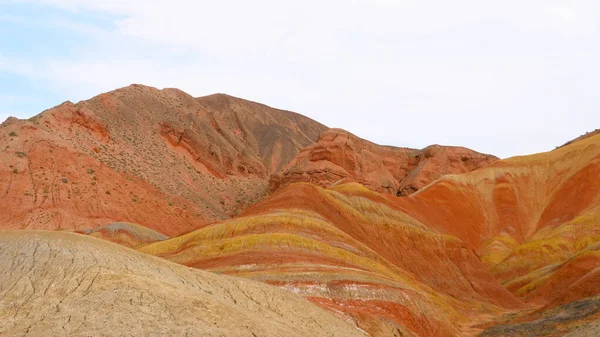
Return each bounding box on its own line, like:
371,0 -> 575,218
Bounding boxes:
0,85 -> 326,235
269,128 -> 498,196
0,230 -> 365,337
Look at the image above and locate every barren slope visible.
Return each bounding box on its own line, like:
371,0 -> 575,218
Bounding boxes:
0,231 -> 365,337
0,85 -> 326,234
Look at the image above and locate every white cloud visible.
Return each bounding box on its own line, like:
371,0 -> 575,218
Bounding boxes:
5,0 -> 600,158
547,6 -> 577,21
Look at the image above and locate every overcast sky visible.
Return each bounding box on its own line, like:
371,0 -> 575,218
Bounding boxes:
1,0 -> 599,158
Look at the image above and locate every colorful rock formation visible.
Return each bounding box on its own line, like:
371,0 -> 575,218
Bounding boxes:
139,131 -> 600,336
1,85 -> 599,336
390,132 -> 600,310
140,182 -> 526,336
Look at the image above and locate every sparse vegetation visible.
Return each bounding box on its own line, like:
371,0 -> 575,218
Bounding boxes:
12,169 -> 18,174
105,191 -> 111,195
62,177 -> 68,183
9,131 -> 17,137
15,152 -> 26,158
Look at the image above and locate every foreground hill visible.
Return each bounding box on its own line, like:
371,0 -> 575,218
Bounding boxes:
0,231 -> 365,337
0,85 -> 326,235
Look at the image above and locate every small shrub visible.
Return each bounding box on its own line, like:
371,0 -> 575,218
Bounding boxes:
15,152 -> 26,158
105,191 -> 111,195
9,131 -> 17,137
61,177 -> 68,183
12,169 -> 18,174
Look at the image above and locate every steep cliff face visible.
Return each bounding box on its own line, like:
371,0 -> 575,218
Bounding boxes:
0,85 -> 326,235
269,128 -> 497,196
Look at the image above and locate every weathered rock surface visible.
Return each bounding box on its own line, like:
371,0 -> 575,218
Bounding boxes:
0,231 -> 366,337
0,85 -> 326,234
269,128 -> 497,196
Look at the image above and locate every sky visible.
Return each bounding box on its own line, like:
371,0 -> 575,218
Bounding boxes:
0,1 -> 599,158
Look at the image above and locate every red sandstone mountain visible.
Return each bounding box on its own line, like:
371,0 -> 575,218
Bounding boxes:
269,128 -> 498,196
0,85 -> 496,236
0,85 -> 325,235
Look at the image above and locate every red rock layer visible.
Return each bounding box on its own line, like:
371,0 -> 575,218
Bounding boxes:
269,128 -> 497,196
